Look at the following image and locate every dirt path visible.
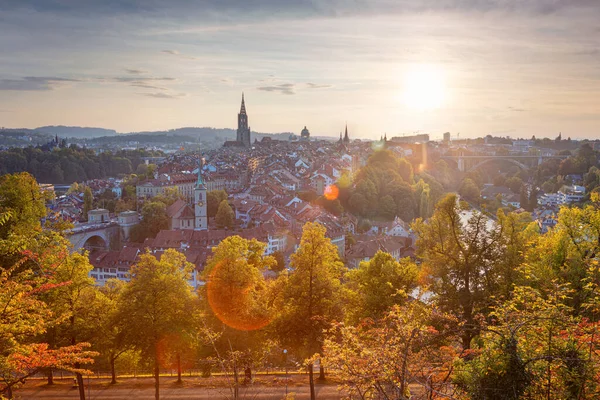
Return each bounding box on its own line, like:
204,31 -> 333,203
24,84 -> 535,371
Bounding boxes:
15,376 -> 344,399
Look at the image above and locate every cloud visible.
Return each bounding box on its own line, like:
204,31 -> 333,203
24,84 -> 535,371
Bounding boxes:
129,82 -> 167,90
160,49 -> 197,60
257,83 -> 295,95
306,82 -> 333,89
0,76 -> 79,91
508,107 -> 527,112
3,1 -> 598,19
109,76 -> 176,91
125,68 -> 148,74
113,76 -> 175,83
141,92 -> 186,99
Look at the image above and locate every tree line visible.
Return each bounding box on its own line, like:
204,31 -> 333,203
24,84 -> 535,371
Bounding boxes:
0,146 -> 163,184
2,172 -> 600,399
313,149 -> 453,226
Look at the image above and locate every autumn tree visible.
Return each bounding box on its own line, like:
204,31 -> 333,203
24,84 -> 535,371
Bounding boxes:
118,249 -> 196,400
43,249 -> 104,400
324,302 -> 458,399
199,236 -> 276,381
275,222 -> 346,384
345,251 -> 418,324
523,196 -> 600,315
454,285 -> 600,399
0,174 -> 96,398
215,199 -> 234,229
0,237 -> 97,399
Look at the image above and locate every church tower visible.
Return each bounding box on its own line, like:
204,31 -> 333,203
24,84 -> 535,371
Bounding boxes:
236,93 -> 251,147
194,156 -> 208,230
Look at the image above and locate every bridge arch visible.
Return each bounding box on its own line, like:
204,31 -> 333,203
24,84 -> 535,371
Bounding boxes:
69,229 -> 111,251
82,234 -> 108,250
467,158 -> 529,172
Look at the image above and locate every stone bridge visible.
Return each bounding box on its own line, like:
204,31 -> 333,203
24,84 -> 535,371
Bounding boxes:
67,222 -> 121,251
440,154 -> 567,172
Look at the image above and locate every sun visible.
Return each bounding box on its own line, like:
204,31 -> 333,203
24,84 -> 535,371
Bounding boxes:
402,64 -> 446,111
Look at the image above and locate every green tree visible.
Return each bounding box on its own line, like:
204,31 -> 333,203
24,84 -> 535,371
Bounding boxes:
345,251 -> 418,323
119,250 -> 196,400
413,194 -> 502,349
379,195 -> 397,220
215,199 -> 234,229
271,250 -> 286,273
275,222 -> 346,381
348,193 -> 368,215
505,176 -> 524,194
459,178 -> 480,202
0,172 -> 48,242
153,187 -> 182,207
523,198 -> 600,315
454,285 -> 599,399
207,190 -> 228,219
130,201 -> 170,242
96,279 -> 130,384
414,179 -> 432,218
83,186 -> 93,221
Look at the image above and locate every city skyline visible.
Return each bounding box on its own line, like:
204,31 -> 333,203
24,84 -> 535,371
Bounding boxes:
1,1 -> 600,139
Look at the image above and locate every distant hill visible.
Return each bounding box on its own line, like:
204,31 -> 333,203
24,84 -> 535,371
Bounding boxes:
35,126 -> 118,138
2,125 -> 330,143
127,127 -> 237,140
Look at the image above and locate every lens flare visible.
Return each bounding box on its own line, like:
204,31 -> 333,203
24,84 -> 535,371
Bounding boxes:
156,333 -> 195,370
324,184 -> 339,201
206,261 -> 271,331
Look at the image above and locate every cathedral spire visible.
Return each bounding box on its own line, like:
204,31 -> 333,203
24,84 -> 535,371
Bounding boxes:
343,124 -> 349,143
240,92 -> 246,115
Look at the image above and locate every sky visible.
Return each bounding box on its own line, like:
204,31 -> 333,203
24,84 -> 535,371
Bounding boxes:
1,0 -> 599,140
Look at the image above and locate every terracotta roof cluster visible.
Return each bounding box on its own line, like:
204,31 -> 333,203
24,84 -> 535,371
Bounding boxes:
346,236 -> 414,263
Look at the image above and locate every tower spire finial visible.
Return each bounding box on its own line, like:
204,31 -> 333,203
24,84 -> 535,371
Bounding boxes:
196,155 -> 205,186
240,92 -> 246,114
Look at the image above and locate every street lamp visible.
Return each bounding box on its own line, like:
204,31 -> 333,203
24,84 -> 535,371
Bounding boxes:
283,349 -> 288,396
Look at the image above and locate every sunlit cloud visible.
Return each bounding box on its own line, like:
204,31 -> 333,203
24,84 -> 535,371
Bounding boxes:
257,83 -> 295,95
306,82 -> 333,89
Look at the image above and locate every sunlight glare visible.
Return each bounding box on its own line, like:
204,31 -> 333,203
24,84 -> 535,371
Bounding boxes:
402,64 -> 446,111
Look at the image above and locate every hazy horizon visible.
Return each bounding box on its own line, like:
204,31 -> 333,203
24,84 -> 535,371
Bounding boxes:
1,1 -> 599,139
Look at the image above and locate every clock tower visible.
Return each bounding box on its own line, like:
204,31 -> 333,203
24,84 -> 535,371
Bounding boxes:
194,156 -> 208,230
